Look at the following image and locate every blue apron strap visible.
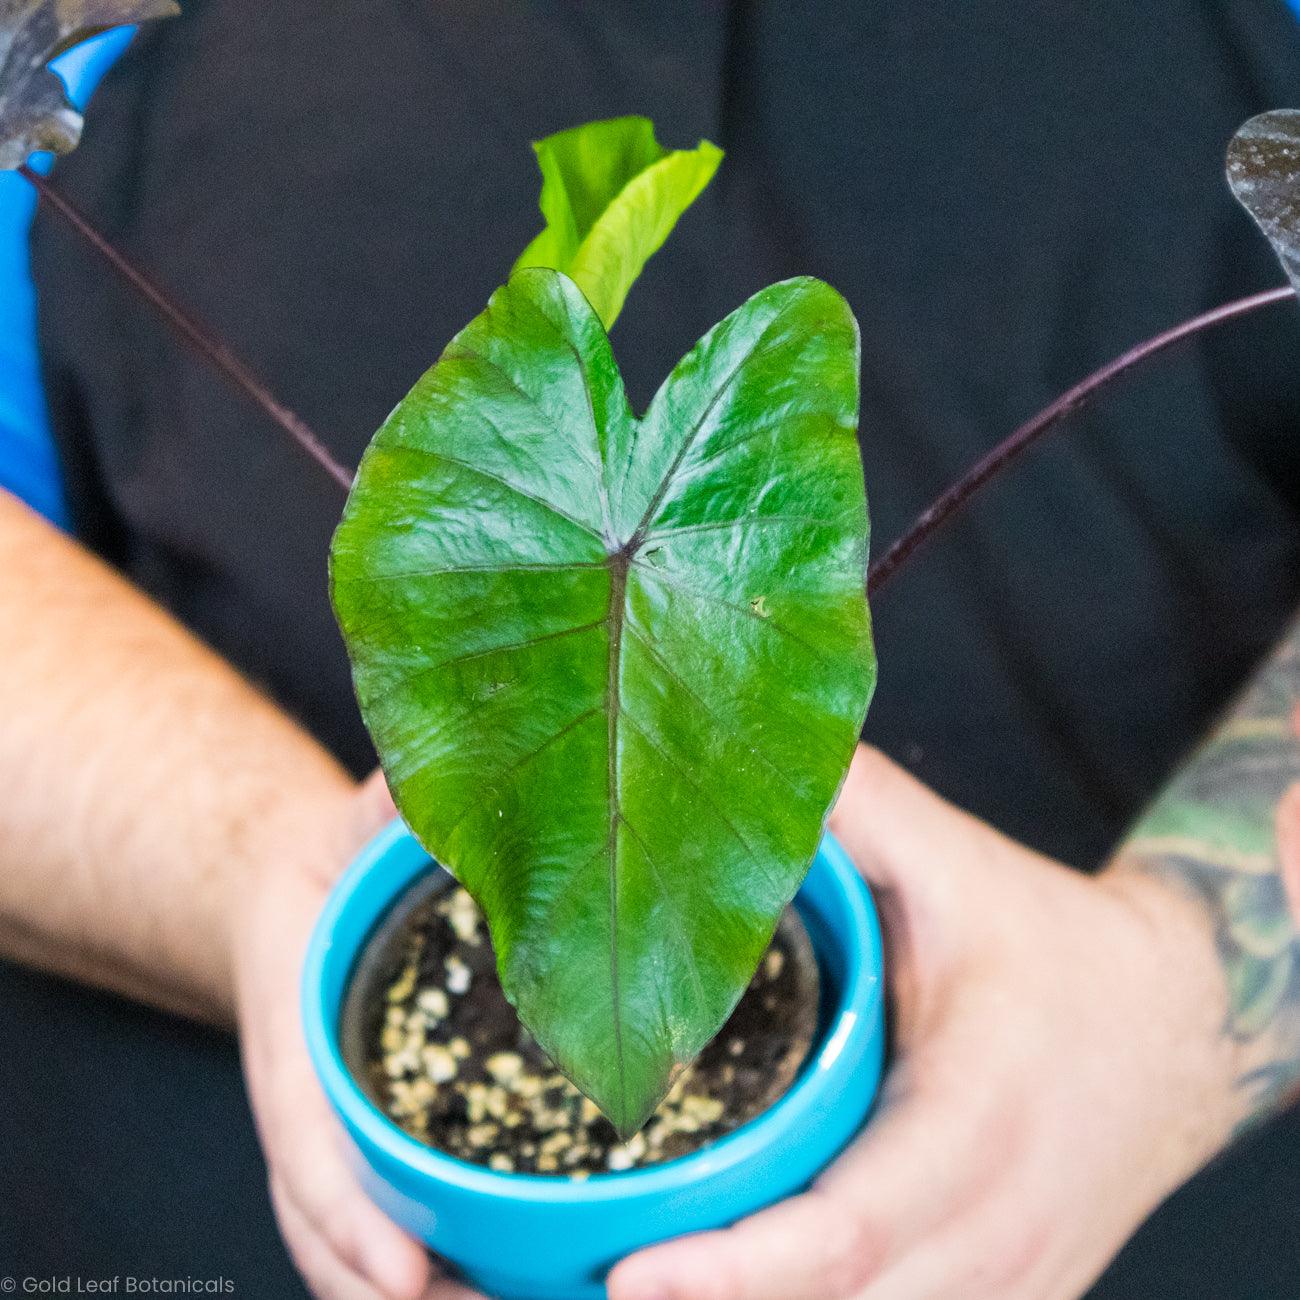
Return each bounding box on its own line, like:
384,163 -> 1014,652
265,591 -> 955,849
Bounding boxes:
0,26 -> 135,526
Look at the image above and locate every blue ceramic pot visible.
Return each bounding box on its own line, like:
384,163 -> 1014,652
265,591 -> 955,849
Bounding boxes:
303,820 -> 886,1300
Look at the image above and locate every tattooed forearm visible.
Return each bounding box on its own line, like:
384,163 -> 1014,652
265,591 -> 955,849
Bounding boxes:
1110,611 -> 1300,1124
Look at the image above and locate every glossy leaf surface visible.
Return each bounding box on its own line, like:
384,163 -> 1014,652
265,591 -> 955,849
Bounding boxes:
0,0 -> 176,168
512,116 -> 722,331
331,268 -> 874,1134
1227,110 -> 1300,292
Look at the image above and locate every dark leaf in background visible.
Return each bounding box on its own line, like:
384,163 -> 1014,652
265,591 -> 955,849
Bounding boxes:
331,268 -> 874,1134
1227,110 -> 1300,293
0,0 -> 177,169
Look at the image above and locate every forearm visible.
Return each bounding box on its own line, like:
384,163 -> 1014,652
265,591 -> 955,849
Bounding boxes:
1107,608 -> 1300,1126
0,488 -> 353,1021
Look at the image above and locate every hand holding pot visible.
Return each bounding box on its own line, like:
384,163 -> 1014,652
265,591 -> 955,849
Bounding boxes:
232,770 -> 484,1300
610,746 -> 1241,1300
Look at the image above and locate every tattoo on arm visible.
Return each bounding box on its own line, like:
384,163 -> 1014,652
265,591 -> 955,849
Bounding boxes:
1113,611 -> 1300,1124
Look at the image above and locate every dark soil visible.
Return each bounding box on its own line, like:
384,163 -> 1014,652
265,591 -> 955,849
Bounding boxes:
353,878 -> 820,1178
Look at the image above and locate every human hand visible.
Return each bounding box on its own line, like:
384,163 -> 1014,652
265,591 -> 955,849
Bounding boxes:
231,770 -> 482,1300
610,746 -> 1243,1300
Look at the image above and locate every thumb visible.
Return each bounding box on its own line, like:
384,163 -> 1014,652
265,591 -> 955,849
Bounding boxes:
350,766 -> 400,849
828,745 -> 1000,894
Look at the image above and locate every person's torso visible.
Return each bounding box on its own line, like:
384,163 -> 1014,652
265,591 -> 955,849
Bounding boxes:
32,0 -> 1300,868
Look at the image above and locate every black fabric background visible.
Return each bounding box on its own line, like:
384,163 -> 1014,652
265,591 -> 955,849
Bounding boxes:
7,0 -> 1300,1293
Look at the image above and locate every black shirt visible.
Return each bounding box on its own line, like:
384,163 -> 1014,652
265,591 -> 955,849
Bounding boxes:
10,0 -> 1300,1293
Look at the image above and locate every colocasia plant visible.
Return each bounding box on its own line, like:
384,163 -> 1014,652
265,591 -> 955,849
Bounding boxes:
8,1 -> 1300,1141
330,117 -> 874,1137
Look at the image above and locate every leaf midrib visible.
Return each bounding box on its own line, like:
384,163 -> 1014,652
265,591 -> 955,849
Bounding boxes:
604,549 -> 631,1127
590,298 -> 803,1129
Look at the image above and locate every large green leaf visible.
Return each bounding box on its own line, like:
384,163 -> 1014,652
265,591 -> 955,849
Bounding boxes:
1227,110 -> 1300,292
331,268 -> 874,1135
512,116 -> 722,331
0,0 -> 177,169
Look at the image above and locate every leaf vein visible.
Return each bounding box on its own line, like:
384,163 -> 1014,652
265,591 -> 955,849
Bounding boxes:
380,439 -> 603,544
342,560 -> 607,583
620,711 -> 783,902
443,344 -> 612,537
630,560 -> 834,665
616,812 -> 711,1021
629,298 -> 804,543
621,619 -> 806,801
437,704 -> 604,855
605,558 -> 630,1125
642,513 -> 849,543
373,617 -> 606,700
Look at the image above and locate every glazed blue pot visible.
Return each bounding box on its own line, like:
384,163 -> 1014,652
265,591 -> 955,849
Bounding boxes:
303,820 -> 886,1300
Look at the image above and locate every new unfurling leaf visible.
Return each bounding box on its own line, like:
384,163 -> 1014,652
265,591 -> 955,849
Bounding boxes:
331,269 -> 874,1135
513,116 -> 722,331
0,0 -> 177,169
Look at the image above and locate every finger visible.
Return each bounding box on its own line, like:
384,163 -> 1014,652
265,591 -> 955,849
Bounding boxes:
424,1275 -> 488,1300
272,1172 -> 405,1300
828,745 -> 1005,894
828,747 -> 981,990
297,771 -> 397,897
242,866 -> 432,1300
255,1027 -> 471,1300
608,1188 -> 877,1300
352,766 -> 400,846
608,1064 -> 1006,1300
269,1044 -> 433,1299
273,1173 -> 486,1300
856,1213 -> 1050,1300
856,1167 -> 1088,1300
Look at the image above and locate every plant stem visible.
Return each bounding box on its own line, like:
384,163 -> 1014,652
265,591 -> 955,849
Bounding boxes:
866,283 -> 1297,595
19,164 -> 354,492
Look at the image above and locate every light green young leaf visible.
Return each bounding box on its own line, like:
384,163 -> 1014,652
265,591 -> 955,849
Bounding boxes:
0,0 -> 177,169
513,116 -> 722,330
331,269 -> 873,1136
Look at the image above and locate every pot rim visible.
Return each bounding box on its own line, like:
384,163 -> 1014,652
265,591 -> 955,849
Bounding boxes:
303,818 -> 882,1206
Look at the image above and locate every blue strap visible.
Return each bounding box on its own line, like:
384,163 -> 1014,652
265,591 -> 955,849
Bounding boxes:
0,27 -> 133,526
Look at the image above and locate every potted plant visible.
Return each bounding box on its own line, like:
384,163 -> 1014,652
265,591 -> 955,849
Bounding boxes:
306,114 -> 887,1299
7,8 -> 1300,1299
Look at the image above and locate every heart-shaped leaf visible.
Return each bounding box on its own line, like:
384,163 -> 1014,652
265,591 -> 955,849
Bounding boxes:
0,0 -> 177,169
331,268 -> 874,1135
512,116 -> 722,331
1227,110 -> 1300,292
